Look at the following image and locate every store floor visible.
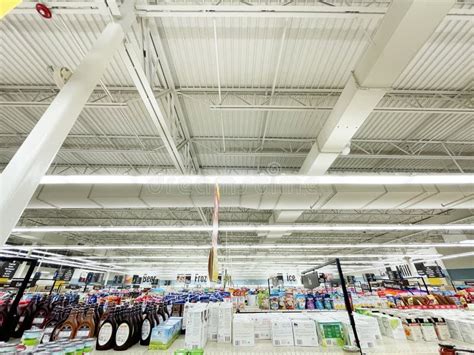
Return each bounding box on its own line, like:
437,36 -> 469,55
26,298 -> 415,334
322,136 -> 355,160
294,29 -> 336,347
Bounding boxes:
94,336 -> 447,354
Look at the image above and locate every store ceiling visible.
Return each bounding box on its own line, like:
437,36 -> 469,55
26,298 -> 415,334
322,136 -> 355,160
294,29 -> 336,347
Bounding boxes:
0,0 -> 473,277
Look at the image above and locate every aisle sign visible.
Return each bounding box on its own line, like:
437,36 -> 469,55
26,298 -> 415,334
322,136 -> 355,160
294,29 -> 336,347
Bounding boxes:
0,260 -> 20,279
414,262 -> 444,278
54,267 -> 74,281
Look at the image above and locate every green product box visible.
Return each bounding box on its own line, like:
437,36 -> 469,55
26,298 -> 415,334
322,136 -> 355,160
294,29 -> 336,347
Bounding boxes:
189,349 -> 204,355
174,349 -> 188,355
316,321 -> 345,347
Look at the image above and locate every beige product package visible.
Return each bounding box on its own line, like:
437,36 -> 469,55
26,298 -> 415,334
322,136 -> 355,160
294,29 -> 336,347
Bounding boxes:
418,319 -> 438,342
252,314 -> 272,340
432,318 -> 450,341
291,319 -> 319,347
381,316 -> 406,340
207,302 -> 220,341
233,315 -> 255,347
217,302 -> 233,343
184,304 -> 209,349
272,318 -> 294,347
402,317 -> 423,341
458,320 -> 474,344
445,318 -> 463,341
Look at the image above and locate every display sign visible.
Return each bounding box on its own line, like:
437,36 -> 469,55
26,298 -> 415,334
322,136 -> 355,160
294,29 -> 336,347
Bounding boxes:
346,275 -> 356,284
386,267 -> 403,281
113,275 -> 124,285
54,267 -> 74,281
194,274 -> 208,283
0,260 -> 20,279
364,273 -> 376,282
415,262 -> 444,278
382,280 -> 409,289
269,274 -> 284,287
208,184 -> 220,282
65,284 -> 81,290
9,280 -> 34,288
301,271 -> 320,289
177,274 -> 192,284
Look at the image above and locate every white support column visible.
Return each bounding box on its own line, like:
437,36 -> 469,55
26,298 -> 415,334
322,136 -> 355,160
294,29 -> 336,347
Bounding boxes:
300,0 -> 455,175
0,0 -> 137,245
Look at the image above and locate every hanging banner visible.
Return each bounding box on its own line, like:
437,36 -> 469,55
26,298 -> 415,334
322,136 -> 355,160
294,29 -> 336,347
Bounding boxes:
208,184 -> 220,282
0,0 -> 22,19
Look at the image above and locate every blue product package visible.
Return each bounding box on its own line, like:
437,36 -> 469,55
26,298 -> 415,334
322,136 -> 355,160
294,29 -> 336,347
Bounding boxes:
306,294 -> 315,309
315,295 -> 324,310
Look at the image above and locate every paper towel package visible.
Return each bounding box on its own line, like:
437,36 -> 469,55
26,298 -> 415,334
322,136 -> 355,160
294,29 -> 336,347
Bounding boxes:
291,319 -> 319,347
272,318 -> 294,347
217,302 -> 233,343
233,315 -> 255,347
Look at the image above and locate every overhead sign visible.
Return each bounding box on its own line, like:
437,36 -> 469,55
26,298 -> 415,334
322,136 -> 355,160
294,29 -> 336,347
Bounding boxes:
0,260 -> 20,279
54,267 -> 74,281
414,262 -> 444,278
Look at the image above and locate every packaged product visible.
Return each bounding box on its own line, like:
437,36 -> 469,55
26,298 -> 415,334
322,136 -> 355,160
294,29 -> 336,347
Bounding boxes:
314,294 -> 324,310
232,315 -> 255,346
291,319 -> 319,347
270,296 -> 279,311
271,318 -> 294,346
306,294 -> 315,310
217,302 -> 233,343
315,320 -> 344,347
295,294 -> 306,310
285,292 -> 295,310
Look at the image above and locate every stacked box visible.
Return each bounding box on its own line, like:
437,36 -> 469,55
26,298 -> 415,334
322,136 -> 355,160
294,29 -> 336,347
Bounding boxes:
431,317 -> 450,341
252,313 -> 272,340
271,317 -> 294,346
208,302 -> 220,341
149,324 -> 176,350
184,304 -> 209,349
291,319 -> 319,347
417,317 -> 438,342
233,315 -> 255,347
458,320 -> 474,344
217,302 -> 233,343
401,316 -> 423,341
314,320 -> 345,347
381,316 -> 406,340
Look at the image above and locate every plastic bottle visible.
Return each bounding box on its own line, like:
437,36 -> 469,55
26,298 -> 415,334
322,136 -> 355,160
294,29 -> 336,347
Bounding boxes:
95,306 -> 117,350
113,308 -> 134,351
140,304 -> 155,346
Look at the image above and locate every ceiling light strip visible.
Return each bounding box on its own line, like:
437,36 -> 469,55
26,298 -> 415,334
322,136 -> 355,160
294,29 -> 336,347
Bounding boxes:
4,243 -> 471,251
40,174 -> 474,185
12,223 -> 474,233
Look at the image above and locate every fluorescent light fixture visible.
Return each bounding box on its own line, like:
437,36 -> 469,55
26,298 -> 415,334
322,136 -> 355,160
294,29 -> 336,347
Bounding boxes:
5,243 -> 471,251
12,223 -> 474,233
110,261 -> 382,266
460,240 -> 474,244
80,253 -> 441,260
40,174 -> 474,185
440,251 -> 474,260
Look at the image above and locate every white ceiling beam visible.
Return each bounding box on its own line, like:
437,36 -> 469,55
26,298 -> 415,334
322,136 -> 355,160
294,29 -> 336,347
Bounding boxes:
1,85 -> 469,98
134,4 -> 471,19
300,0 -> 456,175
0,0 -> 137,246
0,101 -> 128,109
209,105 -> 474,115
120,42 -> 188,173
